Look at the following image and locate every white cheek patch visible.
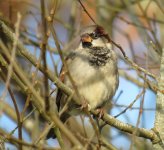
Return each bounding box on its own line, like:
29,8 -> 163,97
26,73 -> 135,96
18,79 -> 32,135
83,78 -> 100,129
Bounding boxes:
92,38 -> 105,47
106,43 -> 112,49
92,38 -> 111,49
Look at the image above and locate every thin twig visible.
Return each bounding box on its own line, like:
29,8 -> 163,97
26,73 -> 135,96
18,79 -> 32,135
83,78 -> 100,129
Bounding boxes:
0,13 -> 21,101
0,19 -> 161,144
130,75 -> 146,150
114,90 -> 144,118
40,0 -> 50,111
0,131 -> 59,150
8,88 -> 22,150
10,108 -> 36,136
1,73 -> 23,150
78,0 -> 97,24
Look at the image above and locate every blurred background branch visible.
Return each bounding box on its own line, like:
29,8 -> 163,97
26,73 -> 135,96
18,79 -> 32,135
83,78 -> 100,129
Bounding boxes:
0,0 -> 163,149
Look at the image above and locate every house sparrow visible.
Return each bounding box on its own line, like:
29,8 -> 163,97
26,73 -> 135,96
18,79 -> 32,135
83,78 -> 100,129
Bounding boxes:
47,25 -> 119,138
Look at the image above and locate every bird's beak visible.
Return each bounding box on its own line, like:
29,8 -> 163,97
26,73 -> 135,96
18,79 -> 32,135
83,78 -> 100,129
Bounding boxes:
81,34 -> 92,43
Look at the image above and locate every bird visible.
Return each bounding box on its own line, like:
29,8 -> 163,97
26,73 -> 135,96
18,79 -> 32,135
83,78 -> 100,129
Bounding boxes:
47,25 -> 119,139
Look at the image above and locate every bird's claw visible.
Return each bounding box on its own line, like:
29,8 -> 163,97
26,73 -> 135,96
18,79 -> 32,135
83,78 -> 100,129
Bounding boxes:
96,108 -> 105,119
80,100 -> 91,111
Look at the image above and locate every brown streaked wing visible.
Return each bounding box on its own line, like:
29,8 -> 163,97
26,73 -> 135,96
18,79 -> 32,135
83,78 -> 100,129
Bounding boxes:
56,66 -> 66,111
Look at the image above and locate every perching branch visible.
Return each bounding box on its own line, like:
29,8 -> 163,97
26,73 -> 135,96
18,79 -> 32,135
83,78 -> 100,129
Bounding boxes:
0,19 -> 161,145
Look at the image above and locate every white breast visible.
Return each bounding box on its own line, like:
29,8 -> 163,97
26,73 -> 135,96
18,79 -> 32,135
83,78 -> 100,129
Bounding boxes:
65,47 -> 118,109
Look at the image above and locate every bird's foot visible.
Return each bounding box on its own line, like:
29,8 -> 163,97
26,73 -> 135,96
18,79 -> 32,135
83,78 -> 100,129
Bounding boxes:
80,100 -> 91,111
96,108 -> 105,119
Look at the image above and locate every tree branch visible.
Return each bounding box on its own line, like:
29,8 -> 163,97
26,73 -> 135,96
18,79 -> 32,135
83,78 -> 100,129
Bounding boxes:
0,18 -> 161,146
153,48 -> 164,149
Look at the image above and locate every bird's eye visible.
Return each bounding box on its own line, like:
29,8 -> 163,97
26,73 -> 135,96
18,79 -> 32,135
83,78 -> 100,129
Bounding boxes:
90,32 -> 99,39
